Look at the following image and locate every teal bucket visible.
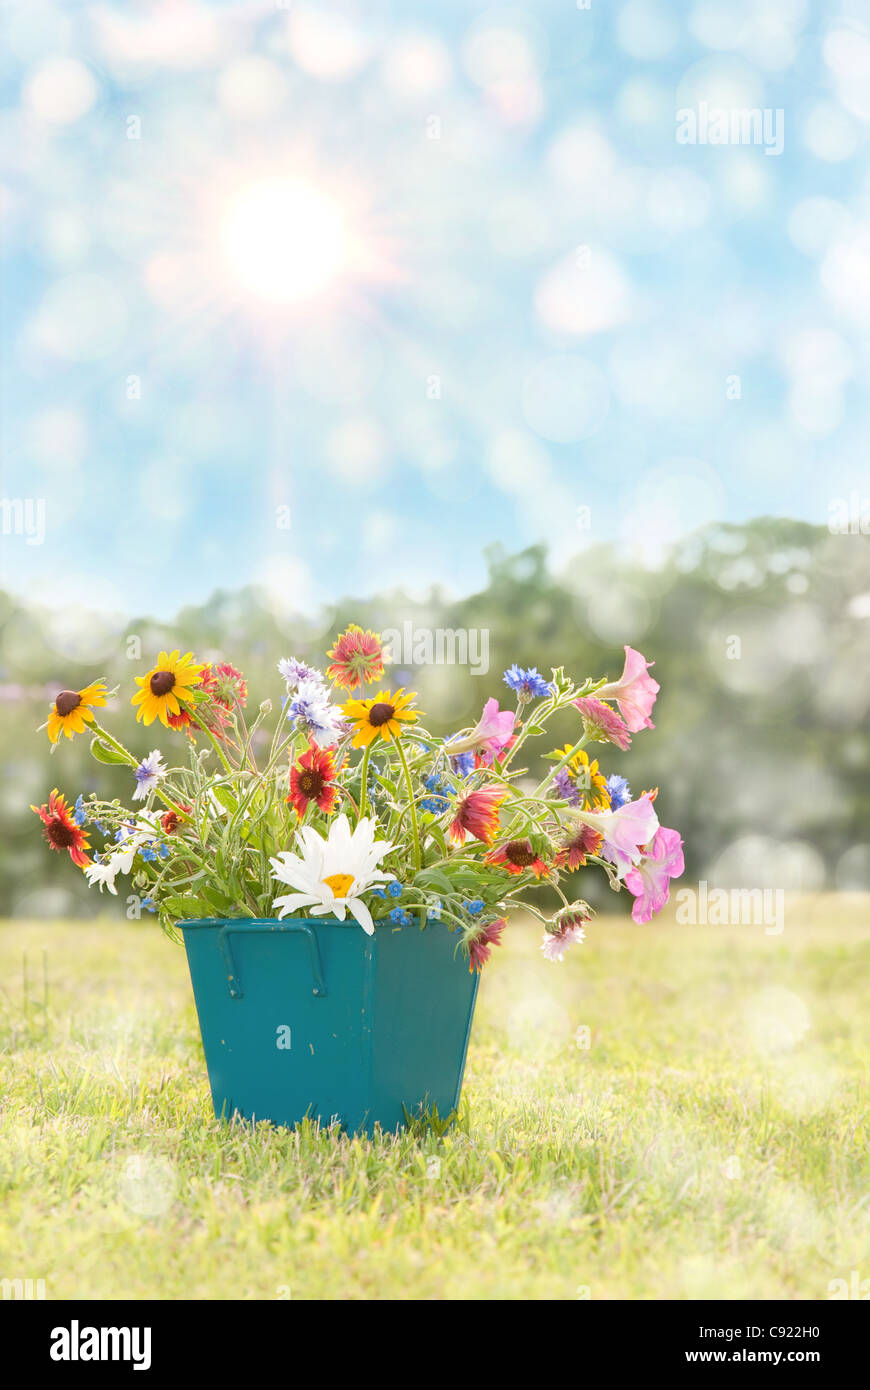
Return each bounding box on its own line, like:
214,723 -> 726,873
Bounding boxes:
180,917 -> 479,1135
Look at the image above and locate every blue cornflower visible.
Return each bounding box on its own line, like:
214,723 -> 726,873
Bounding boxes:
387,881 -> 403,899
278,657 -> 324,690
464,898 -> 485,916
370,887 -> 386,898
132,750 -> 168,802
141,897 -> 157,914
450,751 -> 475,777
605,774 -> 632,809
502,665 -> 554,702
288,679 -> 346,749
72,794 -> 87,827
390,907 -> 412,926
139,843 -> 157,863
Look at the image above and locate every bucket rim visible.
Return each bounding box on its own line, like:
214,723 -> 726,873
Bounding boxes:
178,914 -> 439,932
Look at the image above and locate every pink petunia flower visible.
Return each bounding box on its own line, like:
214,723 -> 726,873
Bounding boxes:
446,698 -> 516,758
596,646 -> 660,733
573,696 -> 631,751
572,794 -> 659,877
624,827 -> 684,924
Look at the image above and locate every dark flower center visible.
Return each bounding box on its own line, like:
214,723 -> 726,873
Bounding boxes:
368,702 -> 395,727
150,670 -> 175,697
47,819 -> 76,849
55,690 -> 81,717
506,839 -> 537,867
297,770 -> 324,797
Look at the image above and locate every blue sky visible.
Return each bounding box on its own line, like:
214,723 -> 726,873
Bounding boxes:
1,0 -> 868,616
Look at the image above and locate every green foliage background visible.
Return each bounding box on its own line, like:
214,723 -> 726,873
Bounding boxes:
4,517 -> 868,919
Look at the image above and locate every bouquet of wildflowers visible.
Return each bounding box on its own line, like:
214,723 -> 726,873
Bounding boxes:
32,627 -> 683,970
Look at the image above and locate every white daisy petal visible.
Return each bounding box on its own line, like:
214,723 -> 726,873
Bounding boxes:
346,897 -> 375,936
269,815 -> 395,934
272,891 -> 321,919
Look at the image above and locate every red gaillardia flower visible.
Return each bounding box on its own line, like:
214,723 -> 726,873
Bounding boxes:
468,917 -> 506,973
326,625 -> 386,691
31,789 -> 91,867
485,838 -> 550,878
449,786 -> 506,845
200,662 -> 248,712
166,708 -> 196,736
161,803 -> 191,835
555,824 -> 604,870
288,744 -> 339,818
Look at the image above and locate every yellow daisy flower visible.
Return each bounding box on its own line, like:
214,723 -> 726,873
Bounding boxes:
46,681 -> 108,743
552,744 -> 610,810
342,688 -> 419,748
132,650 -> 205,728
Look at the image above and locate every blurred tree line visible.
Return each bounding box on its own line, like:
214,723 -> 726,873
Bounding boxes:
2,516 -> 868,918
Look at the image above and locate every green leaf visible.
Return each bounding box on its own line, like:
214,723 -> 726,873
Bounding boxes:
414,868 -> 454,894
89,737 -> 130,766
200,884 -> 237,913
162,895 -> 215,920
212,785 -> 239,814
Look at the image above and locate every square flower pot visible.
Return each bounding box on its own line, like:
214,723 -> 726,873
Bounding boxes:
180,917 -> 479,1135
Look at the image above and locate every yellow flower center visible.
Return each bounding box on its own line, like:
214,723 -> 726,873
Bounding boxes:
322,872 -> 354,898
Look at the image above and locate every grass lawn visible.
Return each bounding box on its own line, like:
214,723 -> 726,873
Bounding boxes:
1,896 -> 868,1301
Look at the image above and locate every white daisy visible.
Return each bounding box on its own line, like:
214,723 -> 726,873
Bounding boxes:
269,814 -> 395,936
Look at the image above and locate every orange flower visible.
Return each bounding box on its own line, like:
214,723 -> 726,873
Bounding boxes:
288,745 -> 339,818
326,625 -> 386,691
449,787 -> 506,845
485,838 -> 550,878
32,789 -> 91,867
554,825 -> 604,871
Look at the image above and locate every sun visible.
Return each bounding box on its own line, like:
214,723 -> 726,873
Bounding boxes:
220,178 -> 350,304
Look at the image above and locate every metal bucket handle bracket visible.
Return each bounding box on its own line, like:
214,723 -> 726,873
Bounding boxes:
215,919 -> 328,1000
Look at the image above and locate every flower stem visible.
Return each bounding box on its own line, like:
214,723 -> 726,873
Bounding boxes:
198,722 -> 235,776
395,737 -> 421,872
358,742 -> 373,821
